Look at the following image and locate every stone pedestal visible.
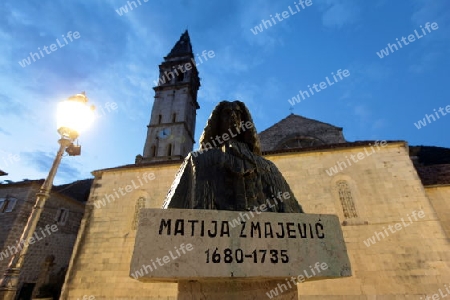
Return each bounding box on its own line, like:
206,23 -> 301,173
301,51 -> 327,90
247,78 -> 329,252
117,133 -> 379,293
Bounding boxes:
131,209 -> 351,299
178,280 -> 298,300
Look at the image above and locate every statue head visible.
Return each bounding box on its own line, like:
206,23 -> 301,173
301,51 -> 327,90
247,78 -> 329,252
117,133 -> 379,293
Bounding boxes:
198,101 -> 261,155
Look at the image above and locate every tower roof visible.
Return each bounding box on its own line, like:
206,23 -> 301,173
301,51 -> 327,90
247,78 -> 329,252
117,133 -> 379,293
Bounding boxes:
166,30 -> 193,58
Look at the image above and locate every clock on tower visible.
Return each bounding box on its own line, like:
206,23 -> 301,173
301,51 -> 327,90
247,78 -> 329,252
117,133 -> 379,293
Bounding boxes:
158,128 -> 171,139
139,30 -> 200,163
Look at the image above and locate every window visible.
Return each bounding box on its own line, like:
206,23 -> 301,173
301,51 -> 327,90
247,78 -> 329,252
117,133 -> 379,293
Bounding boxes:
172,113 -> 177,122
151,145 -> 157,157
176,72 -> 184,82
167,144 -> 172,156
55,208 -> 69,225
158,114 -> 162,124
0,197 -> 17,213
336,180 -> 358,219
132,197 -> 146,230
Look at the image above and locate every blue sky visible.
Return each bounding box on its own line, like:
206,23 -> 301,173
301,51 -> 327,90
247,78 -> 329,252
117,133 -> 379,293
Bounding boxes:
0,0 -> 449,184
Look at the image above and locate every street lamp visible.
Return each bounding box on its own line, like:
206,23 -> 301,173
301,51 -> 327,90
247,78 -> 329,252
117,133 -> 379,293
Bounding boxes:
0,92 -> 95,300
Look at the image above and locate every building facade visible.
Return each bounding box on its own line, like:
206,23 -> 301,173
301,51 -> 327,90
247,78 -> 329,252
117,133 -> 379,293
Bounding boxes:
60,32 -> 450,300
0,179 -> 91,299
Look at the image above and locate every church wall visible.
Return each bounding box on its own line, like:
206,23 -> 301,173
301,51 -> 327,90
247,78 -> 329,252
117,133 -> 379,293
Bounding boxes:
63,142 -> 450,299
266,142 -> 450,299
61,165 -> 181,300
425,185 -> 450,238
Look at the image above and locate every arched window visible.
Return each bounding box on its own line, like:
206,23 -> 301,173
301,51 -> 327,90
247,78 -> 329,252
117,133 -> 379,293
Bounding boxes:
151,145 -> 157,157
167,144 -> 172,156
172,113 -> 177,122
176,72 -> 184,82
336,180 -> 358,219
55,208 -> 70,226
132,197 -> 146,230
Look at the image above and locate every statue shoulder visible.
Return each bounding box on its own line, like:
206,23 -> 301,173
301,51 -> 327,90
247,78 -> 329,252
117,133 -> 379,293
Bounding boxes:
254,155 -> 280,171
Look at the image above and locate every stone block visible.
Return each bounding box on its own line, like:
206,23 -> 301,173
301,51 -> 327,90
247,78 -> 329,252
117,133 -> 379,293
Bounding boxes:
130,208 -> 351,282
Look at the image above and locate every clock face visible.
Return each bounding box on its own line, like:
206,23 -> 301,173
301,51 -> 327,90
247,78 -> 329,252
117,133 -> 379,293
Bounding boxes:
158,128 -> 171,139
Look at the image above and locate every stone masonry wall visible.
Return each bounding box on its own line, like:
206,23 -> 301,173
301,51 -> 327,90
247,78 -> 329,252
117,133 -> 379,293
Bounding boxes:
62,142 -> 450,299
62,165 -> 180,300
0,181 -> 85,296
267,142 -> 450,299
425,185 -> 450,238
0,183 -> 38,272
20,192 -> 85,285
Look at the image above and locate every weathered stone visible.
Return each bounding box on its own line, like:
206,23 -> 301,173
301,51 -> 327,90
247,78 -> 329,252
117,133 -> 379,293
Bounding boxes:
0,180 -> 87,299
130,208 -> 351,282
177,280 -> 298,300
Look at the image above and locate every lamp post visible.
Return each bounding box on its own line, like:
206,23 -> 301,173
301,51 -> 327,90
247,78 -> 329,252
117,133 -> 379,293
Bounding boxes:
0,93 -> 94,300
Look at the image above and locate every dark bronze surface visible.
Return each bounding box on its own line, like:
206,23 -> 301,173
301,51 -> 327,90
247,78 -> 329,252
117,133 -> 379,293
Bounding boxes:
163,101 -> 304,213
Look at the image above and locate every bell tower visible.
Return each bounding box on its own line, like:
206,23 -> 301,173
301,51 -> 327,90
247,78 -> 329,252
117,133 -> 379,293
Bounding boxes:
138,30 -> 200,164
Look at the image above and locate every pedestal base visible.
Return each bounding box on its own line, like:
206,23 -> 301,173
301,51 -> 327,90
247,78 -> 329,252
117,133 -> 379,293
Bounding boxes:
178,280 -> 298,300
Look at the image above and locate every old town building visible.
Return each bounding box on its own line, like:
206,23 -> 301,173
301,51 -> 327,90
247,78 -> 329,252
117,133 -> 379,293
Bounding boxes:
0,179 -> 91,299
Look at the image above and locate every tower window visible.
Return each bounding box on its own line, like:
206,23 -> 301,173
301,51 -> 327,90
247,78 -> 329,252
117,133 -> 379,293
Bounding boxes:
176,72 -> 184,82
336,180 -> 358,219
172,113 -> 177,122
55,208 -> 69,226
165,68 -> 176,83
167,144 -> 172,156
151,145 -> 157,157
158,114 -> 162,124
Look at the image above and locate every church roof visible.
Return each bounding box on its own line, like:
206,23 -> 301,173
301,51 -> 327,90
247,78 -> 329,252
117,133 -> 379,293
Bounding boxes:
259,113 -> 343,134
258,113 -> 346,152
0,169 -> 6,176
0,179 -> 93,203
409,145 -> 450,165
416,164 -> 450,186
166,30 -> 193,58
53,178 -> 93,203
410,146 -> 450,186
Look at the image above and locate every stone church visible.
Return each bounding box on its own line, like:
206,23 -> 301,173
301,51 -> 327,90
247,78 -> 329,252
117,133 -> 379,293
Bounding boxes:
60,31 -> 450,299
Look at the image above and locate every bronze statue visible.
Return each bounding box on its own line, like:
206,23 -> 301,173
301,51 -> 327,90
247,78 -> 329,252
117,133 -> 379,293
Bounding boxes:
162,101 -> 304,213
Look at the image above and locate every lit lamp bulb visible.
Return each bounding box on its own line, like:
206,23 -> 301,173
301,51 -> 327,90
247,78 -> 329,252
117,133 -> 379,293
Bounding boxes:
57,93 -> 95,140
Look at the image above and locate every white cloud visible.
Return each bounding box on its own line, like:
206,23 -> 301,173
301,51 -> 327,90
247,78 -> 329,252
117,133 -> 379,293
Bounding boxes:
315,0 -> 361,28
